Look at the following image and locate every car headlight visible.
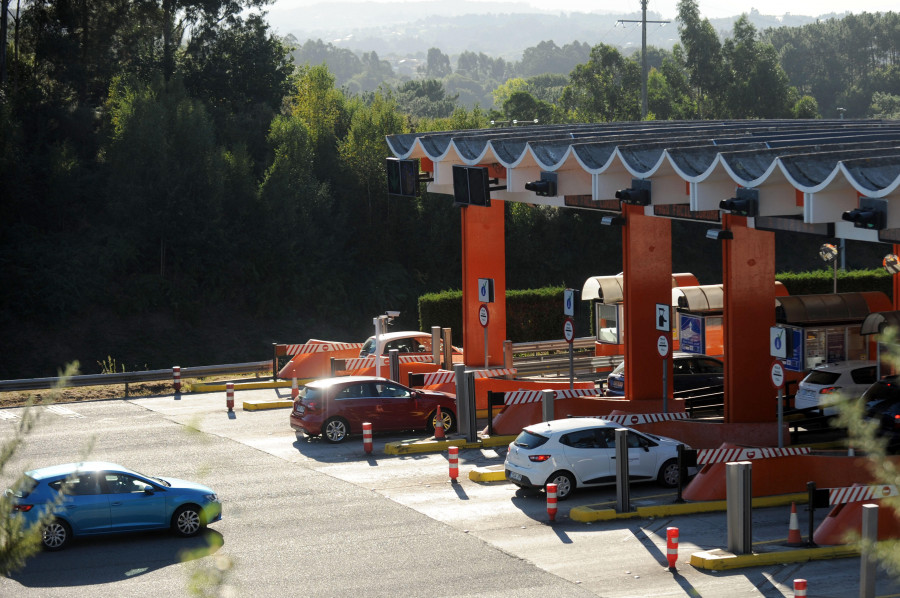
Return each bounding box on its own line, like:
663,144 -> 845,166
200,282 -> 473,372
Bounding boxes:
204,494 -> 218,502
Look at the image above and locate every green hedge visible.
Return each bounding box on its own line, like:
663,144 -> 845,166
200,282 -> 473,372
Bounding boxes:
419,269 -> 894,343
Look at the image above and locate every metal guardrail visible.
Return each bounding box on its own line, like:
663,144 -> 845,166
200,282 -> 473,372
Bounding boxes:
0,361 -> 272,393
0,337 -> 609,393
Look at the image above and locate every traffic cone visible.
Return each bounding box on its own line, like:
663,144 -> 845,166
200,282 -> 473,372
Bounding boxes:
786,502 -> 804,547
291,377 -> 299,400
434,405 -> 445,439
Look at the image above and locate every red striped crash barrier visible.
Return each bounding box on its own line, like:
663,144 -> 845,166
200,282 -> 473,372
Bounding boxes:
362,422 -> 373,455
597,413 -> 690,425
504,388 -> 604,405
173,366 -> 181,393
826,484 -> 899,505
666,527 -> 679,569
793,579 -> 807,597
340,355 -> 435,371
546,483 -> 558,522
226,382 -> 234,412
448,446 -> 459,480
280,342 -> 364,355
420,368 -> 518,387
696,446 -> 810,465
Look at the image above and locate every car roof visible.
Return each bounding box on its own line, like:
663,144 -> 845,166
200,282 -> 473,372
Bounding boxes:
25,461 -> 133,480
523,417 -> 622,435
305,376 -> 392,389
364,331 -> 431,343
809,360 -> 875,372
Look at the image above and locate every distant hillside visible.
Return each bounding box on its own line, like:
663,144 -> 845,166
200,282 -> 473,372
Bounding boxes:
265,2 -> 839,59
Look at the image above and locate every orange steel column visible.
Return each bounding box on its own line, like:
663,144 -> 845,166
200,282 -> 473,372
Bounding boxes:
461,202 -> 506,367
894,244 -> 900,310
722,215 -> 776,423
621,204 -> 673,401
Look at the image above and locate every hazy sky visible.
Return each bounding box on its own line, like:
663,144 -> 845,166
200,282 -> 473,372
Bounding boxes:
270,0 -> 895,20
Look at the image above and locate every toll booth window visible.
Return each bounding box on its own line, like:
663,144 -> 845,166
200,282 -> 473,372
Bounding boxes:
846,326 -> 867,361
596,303 -> 621,344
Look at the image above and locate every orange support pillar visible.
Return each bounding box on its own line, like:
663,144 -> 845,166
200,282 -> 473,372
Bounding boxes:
622,204 -> 673,401
461,202 -> 506,367
722,216 -> 776,423
894,244 -> 900,310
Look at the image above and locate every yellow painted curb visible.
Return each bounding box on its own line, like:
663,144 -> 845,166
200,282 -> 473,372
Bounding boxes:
478,435 -> 517,448
469,465 -> 507,482
384,434 -> 517,455
242,400 -> 293,411
569,492 -> 808,523
192,380 -> 294,392
689,545 -> 859,570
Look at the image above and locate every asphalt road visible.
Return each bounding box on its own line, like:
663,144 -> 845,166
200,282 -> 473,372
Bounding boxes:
2,388 -> 899,597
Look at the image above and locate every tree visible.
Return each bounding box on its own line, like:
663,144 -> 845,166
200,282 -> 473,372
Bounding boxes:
793,95 -> 820,119
395,79 -> 458,119
676,0 -> 724,117
560,44 -> 641,122
421,47 -> 451,79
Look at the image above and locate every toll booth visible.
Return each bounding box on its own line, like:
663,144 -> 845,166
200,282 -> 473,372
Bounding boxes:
581,273 -> 699,357
776,292 -> 892,372
673,282 -> 789,357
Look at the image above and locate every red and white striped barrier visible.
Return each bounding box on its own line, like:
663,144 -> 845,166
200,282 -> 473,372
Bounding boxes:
420,368 -> 518,386
826,484 -> 899,505
793,579 -> 807,597
666,527 -> 679,569
448,446 -> 459,481
504,390 -> 544,405
362,422 -> 373,454
339,355 -> 435,371
422,370 -> 455,386
285,342 -> 364,355
598,413 -> 690,425
554,388 -> 603,399
173,366 -> 181,393
546,483 -> 558,522
696,446 -> 810,465
226,382 -> 234,412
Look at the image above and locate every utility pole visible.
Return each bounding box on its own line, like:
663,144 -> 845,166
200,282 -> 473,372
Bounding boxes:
618,0 -> 670,120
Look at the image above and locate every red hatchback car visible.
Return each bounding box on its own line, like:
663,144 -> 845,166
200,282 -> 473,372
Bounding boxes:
290,376 -> 457,443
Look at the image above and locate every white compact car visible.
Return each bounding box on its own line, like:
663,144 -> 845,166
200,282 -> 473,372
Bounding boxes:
794,360 -> 878,415
504,418 -> 692,500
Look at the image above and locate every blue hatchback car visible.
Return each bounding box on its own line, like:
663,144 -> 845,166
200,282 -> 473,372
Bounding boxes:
8,461 -> 222,550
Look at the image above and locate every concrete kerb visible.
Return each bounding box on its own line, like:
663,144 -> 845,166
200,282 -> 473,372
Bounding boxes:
192,379 -> 291,393
384,435 -> 517,455
569,492 -> 808,522
689,545 -> 860,570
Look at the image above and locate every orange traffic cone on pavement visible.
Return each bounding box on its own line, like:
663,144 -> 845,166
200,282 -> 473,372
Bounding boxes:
291,377 -> 299,400
786,502 -> 804,547
434,406 -> 445,439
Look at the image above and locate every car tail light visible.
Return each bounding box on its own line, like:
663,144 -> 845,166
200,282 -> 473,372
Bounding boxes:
13,504 -> 33,512
893,414 -> 900,429
529,455 -> 551,462
819,386 -> 840,395
305,401 -> 317,411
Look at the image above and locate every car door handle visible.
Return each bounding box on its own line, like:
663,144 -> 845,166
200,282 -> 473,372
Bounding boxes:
111,501 -> 122,506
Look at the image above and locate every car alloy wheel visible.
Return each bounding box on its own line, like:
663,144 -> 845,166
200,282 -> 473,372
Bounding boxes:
173,505 -> 202,537
658,459 -> 680,488
323,417 -> 349,443
42,519 -> 71,551
546,471 -> 575,500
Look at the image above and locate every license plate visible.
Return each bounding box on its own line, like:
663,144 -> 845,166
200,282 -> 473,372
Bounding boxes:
507,470 -> 522,482
296,405 -> 305,415
610,380 -> 623,389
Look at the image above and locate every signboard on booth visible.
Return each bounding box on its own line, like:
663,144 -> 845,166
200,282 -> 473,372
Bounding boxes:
783,328 -> 805,372
679,314 -> 705,354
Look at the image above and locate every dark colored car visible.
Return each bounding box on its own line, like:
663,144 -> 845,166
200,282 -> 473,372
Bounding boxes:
8,461 -> 221,551
605,353 -> 724,397
290,376 -> 457,443
861,375 -> 900,452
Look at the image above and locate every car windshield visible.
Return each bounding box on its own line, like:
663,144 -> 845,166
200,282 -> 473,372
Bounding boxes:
514,430 -> 549,449
300,387 -> 325,402
610,362 -> 624,376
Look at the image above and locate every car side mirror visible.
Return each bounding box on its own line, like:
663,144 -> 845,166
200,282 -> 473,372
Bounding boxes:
143,485 -> 155,494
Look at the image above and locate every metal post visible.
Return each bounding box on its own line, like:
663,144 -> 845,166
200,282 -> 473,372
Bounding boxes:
615,428 -> 631,513
777,388 -> 784,448
675,444 -> 685,503
568,342 -> 574,390
860,504 -> 878,598
465,371 -> 478,442
374,316 -> 385,378
389,349 -> 400,382
431,326 -> 441,366
662,358 -> 668,413
483,326 -> 489,369
454,364 -> 469,440
272,342 -> 278,380
541,390 -> 555,423
442,328 -> 453,371
807,481 -> 819,547
726,461 -> 752,554
503,340 -> 514,375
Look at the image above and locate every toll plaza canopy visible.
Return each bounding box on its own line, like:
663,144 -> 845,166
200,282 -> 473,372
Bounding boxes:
386,120 -> 900,427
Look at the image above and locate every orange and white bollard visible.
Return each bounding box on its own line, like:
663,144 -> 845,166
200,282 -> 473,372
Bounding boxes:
666,527 -> 679,569
434,406 -> 445,439
793,578 -> 807,597
291,377 -> 299,400
226,382 -> 234,412
173,366 -> 181,393
546,483 -> 558,522
363,422 -> 373,454
448,446 -> 459,481
787,502 -> 804,546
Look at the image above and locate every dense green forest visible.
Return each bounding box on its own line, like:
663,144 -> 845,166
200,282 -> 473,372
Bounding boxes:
1,0 -> 897,379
